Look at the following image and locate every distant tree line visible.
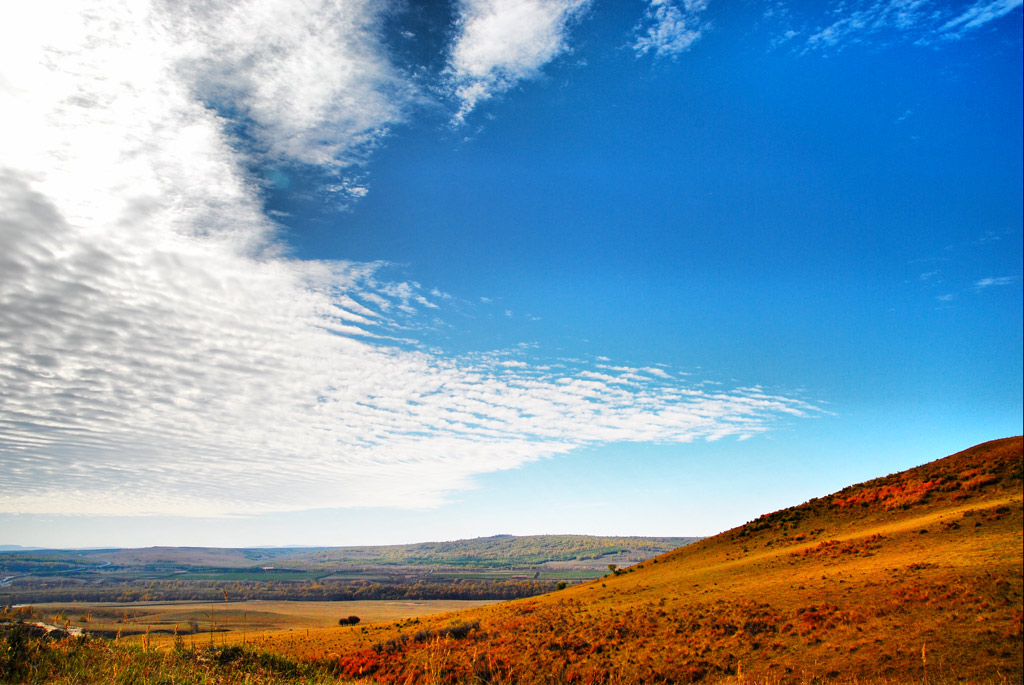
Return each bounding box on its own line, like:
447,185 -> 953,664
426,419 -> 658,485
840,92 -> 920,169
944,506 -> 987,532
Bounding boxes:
304,535 -> 695,567
0,577 -> 560,605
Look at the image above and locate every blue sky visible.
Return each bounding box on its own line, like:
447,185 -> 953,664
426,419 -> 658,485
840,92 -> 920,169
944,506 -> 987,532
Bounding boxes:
1,0 -> 1021,548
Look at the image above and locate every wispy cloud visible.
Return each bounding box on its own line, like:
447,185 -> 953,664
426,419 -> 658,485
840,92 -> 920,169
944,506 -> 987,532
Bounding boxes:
0,0 -> 817,518
806,0 -> 931,49
800,0 -> 1022,50
940,0 -> 1024,36
911,245 -> 1018,306
446,0 -> 591,123
973,276 -> 1018,291
632,0 -> 709,58
911,235 -> 1019,306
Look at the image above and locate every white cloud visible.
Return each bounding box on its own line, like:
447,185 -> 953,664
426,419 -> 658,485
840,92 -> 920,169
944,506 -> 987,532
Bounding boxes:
0,0 -> 819,518
447,0 -> 590,123
633,0 -> 708,58
165,0 -> 413,170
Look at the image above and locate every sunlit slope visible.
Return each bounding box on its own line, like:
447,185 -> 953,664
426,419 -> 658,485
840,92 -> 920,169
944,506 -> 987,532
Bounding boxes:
271,437 -> 1023,684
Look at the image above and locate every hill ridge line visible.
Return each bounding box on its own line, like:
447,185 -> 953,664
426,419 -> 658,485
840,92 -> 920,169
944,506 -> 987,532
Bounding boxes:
666,493 -> 1018,578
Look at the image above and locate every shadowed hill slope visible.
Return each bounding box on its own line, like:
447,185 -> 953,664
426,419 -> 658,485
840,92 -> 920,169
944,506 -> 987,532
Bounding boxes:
268,437 -> 1023,684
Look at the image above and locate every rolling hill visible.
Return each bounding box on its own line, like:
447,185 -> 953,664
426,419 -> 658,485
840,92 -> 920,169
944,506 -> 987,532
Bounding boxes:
0,535 -> 697,605
1,535 -> 695,575
267,437 -> 1023,683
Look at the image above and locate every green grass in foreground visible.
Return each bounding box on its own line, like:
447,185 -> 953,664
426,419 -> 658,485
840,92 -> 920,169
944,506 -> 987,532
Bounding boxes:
0,624 -> 345,684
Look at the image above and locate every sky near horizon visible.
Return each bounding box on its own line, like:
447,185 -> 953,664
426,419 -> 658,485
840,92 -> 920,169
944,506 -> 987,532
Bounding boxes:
0,0 -> 1021,549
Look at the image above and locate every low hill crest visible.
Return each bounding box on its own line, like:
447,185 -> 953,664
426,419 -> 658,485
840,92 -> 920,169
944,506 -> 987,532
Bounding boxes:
712,435 -> 1023,552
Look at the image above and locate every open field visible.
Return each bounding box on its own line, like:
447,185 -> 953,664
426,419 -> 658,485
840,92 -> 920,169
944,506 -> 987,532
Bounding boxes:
16,599 -> 501,646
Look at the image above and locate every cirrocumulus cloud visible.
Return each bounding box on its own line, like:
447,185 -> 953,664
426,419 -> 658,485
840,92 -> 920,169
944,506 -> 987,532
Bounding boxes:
0,0 -> 817,517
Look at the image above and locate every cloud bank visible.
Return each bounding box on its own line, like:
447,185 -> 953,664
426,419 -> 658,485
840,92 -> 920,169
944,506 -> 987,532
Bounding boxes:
0,0 -> 821,518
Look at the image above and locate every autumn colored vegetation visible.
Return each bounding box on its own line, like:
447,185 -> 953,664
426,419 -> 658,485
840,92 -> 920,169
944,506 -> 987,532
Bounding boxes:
262,437 -> 1023,684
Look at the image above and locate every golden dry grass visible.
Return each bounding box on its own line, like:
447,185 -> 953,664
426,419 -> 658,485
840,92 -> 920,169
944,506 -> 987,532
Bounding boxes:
258,437 -> 1023,684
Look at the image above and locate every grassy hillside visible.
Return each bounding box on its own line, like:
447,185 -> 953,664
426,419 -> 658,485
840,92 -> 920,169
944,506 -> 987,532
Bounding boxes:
264,437 -> 1023,684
